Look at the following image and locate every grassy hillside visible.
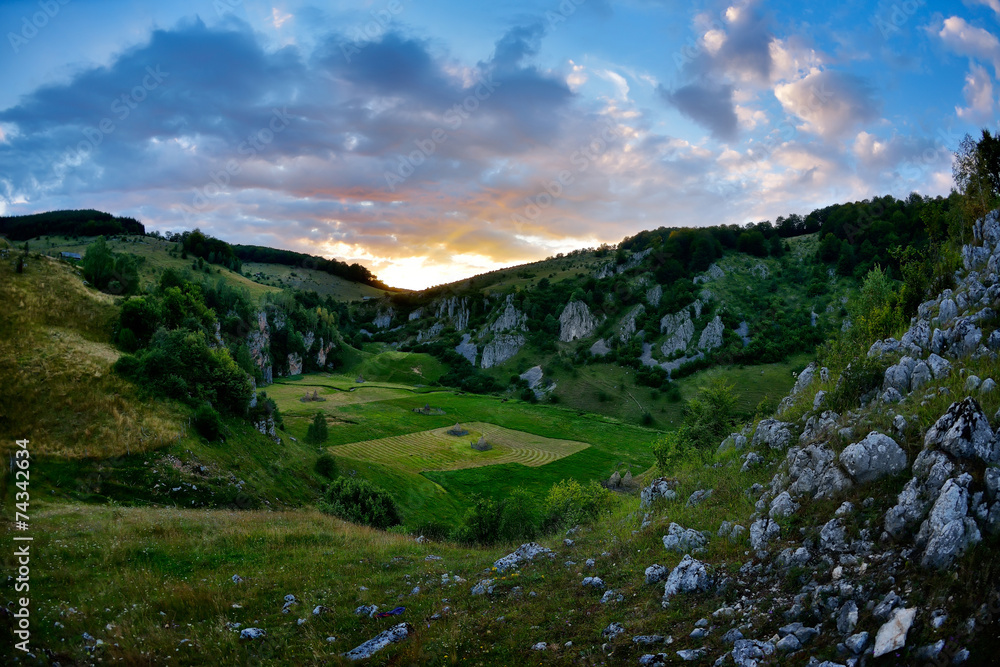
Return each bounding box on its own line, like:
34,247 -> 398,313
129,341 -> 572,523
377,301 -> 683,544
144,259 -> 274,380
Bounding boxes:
0,253 -> 185,459
31,235 -> 387,303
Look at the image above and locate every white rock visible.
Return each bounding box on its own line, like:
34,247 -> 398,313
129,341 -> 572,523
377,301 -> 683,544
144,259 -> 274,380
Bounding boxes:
873,608 -> 916,658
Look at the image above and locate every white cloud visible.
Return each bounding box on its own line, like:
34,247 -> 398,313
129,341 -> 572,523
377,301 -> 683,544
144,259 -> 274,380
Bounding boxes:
965,0 -> 1000,17
271,7 -> 293,29
956,62 -> 996,121
597,70 -> 630,100
774,68 -> 880,138
936,16 -> 1000,76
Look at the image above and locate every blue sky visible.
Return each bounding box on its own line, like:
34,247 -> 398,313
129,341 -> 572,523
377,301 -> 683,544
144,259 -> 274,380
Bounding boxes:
0,0 -> 996,288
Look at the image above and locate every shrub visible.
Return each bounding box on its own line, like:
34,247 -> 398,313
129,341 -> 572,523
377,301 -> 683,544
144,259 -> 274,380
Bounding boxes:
452,488 -> 541,545
306,412 -> 328,444
542,479 -> 614,531
314,453 -> 338,479
193,404 -> 223,441
321,477 -> 401,529
652,427 -> 702,474
827,356 -> 888,412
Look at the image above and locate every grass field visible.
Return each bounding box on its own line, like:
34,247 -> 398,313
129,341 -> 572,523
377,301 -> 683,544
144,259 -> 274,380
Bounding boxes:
328,422 -> 589,472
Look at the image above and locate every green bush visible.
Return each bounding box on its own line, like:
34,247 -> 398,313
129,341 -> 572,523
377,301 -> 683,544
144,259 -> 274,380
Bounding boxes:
827,356 -> 888,412
452,488 -> 540,545
652,427 -> 702,474
314,453 -> 338,479
193,404 -> 223,441
321,477 -> 401,529
542,479 -> 614,531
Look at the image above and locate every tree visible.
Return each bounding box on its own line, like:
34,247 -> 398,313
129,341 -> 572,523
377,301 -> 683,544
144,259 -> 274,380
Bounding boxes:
306,411 -> 328,444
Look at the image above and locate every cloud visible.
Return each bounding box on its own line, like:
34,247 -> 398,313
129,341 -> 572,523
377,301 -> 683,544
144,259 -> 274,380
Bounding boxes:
965,0 -> 1000,17
660,82 -> 738,140
774,68 -> 880,138
957,62 -> 996,121
935,16 -> 1000,76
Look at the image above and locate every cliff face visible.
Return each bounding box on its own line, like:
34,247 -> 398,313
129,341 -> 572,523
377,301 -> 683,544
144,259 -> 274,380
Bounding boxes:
247,310 -> 273,385
481,333 -> 525,369
559,300 -> 598,342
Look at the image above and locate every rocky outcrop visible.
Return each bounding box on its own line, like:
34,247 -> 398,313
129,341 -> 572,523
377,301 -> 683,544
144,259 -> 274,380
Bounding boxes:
481,333 -> 525,368
590,339 -> 610,356
618,304 -> 645,342
343,623 -> 413,661
559,301 -> 598,342
247,310 -> 273,385
751,419 -> 793,450
434,297 -> 470,331
593,248 -> 651,278
661,523 -> 708,554
660,309 -> 694,358
641,478 -> 678,507
697,315 -> 724,351
287,353 -> 303,376
373,307 -> 394,329
455,334 -> 477,365
490,295 -> 527,333
646,284 -> 662,307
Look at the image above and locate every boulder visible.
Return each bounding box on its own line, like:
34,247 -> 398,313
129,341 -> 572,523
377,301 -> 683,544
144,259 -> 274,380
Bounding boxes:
493,542 -> 553,573
769,491 -> 799,519
661,555 -> 711,605
645,564 -> 669,584
641,478 -> 678,508
839,432 -> 908,485
926,353 -> 952,379
924,397 -> 997,463
910,360 -> 932,390
343,623 -> 413,661
752,419 -> 794,450
731,639 -> 775,667
662,523 -> 708,553
883,357 -> 915,393
750,518 -> 780,553
916,476 -> 982,569
873,608 -> 916,658
820,518 -> 848,552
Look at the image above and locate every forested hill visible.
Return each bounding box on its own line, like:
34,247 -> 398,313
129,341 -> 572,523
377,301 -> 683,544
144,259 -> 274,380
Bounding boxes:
0,209 -> 144,240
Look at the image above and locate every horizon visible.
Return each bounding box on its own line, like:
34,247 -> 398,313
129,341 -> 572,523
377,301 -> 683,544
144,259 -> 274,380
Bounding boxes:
0,0 -> 994,289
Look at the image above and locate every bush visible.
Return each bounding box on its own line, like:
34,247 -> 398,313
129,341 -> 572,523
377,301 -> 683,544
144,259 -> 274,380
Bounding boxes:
306,412 -> 328,444
314,453 -> 338,479
193,404 -> 223,441
321,477 -> 401,529
452,488 -> 540,545
652,427 -> 702,474
827,356 -> 888,412
542,479 -> 614,531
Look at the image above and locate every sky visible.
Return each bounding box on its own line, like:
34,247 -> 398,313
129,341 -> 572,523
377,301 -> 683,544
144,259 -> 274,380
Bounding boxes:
0,0 -> 997,289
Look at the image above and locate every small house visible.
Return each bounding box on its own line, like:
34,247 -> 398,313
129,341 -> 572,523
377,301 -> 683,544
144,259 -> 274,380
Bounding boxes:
60,251 -> 82,261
